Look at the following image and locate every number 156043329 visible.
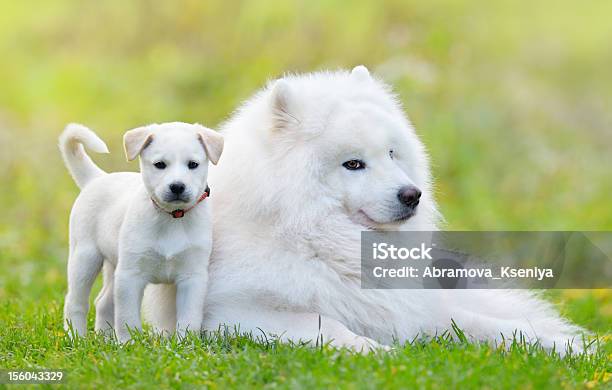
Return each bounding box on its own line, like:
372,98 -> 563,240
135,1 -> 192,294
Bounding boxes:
1,370 -> 66,384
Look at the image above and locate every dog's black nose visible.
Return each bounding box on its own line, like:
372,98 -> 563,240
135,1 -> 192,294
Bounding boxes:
397,185 -> 421,208
169,182 -> 186,195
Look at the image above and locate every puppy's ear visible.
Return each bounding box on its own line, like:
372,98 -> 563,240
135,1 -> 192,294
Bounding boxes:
196,125 -> 224,165
271,79 -> 299,130
124,126 -> 154,161
350,65 -> 371,82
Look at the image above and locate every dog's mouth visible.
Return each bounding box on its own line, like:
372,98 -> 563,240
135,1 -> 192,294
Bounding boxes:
355,210 -> 379,227
153,195 -> 192,212
391,209 -> 417,223
353,209 -> 416,230
167,198 -> 189,204
163,194 -> 191,204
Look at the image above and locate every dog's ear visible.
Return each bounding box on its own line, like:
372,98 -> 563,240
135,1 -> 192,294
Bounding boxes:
271,79 -> 299,130
124,126 -> 154,161
196,125 -> 224,165
350,65 -> 371,82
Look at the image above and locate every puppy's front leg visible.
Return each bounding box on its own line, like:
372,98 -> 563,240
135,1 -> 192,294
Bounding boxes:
175,272 -> 208,338
114,270 -> 147,343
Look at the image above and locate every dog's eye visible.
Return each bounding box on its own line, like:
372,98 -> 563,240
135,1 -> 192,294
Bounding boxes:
154,161 -> 167,170
188,161 -> 199,170
342,160 -> 366,170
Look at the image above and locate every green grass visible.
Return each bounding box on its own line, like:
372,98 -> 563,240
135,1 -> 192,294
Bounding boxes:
0,0 -> 611,388
0,300 -> 610,389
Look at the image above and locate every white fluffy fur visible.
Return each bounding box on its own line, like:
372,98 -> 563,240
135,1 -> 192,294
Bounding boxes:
60,122 -> 221,342
142,67 -> 585,353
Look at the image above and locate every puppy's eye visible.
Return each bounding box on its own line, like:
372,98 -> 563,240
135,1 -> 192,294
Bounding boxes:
154,161 -> 167,169
188,161 -> 199,170
342,160 -> 366,170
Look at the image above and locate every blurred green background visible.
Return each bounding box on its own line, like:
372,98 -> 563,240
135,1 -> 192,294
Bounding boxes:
0,1 -> 610,326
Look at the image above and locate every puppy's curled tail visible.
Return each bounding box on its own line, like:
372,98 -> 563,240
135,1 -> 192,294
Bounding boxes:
59,123 -> 109,189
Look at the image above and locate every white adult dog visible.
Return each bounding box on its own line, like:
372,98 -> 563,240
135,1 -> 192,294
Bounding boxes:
60,122 -> 223,342
143,66 -> 584,352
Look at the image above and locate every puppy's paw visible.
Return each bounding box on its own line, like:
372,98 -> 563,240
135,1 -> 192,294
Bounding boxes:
175,323 -> 202,340
91,328 -> 113,342
176,328 -> 189,340
64,319 -> 87,340
116,330 -> 134,344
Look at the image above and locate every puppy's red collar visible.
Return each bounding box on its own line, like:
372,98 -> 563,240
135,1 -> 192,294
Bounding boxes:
151,186 -> 210,219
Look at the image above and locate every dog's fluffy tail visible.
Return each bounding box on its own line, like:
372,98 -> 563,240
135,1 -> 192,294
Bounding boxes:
59,123 -> 109,189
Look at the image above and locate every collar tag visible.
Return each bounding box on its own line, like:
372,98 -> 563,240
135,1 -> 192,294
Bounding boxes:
171,209 -> 185,218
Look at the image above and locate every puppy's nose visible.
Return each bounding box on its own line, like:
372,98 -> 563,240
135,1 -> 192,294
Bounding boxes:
169,182 -> 186,195
397,185 -> 421,208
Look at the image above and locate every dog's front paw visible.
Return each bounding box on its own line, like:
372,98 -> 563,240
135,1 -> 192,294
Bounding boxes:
351,335 -> 391,354
319,316 -> 390,353
331,334 -> 390,354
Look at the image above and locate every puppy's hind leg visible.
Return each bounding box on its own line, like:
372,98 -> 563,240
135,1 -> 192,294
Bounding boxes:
142,284 -> 177,335
64,244 -> 103,338
94,261 -> 115,335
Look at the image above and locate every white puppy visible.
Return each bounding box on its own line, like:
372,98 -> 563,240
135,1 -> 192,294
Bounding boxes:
59,122 -> 223,342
